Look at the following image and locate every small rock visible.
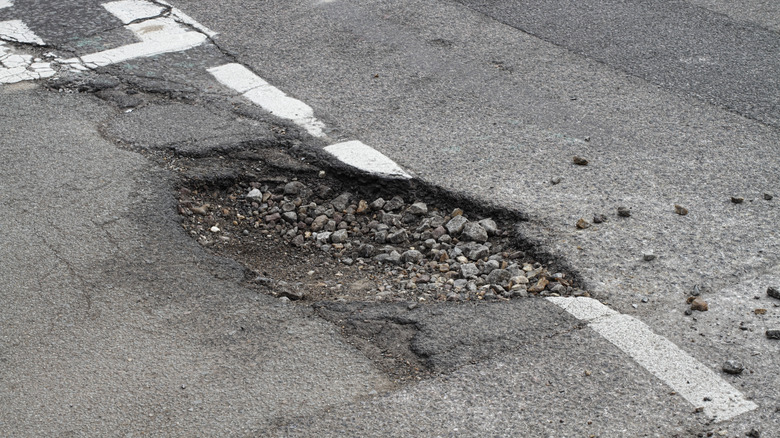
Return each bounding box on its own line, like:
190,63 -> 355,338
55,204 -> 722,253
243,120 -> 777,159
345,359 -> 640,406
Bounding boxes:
310,215 -> 329,231
401,250 -> 424,264
690,297 -> 708,312
278,287 -> 305,301
478,218 -> 498,236
617,206 -> 631,217
284,181 -> 305,195
461,222 -> 488,242
370,198 -> 386,210
445,215 -> 469,235
643,253 -> 656,261
767,286 -> 780,300
282,212 -> 298,223
754,308 -> 767,315
408,202 -> 428,215
764,193 -> 773,201
550,176 -> 562,185
592,214 -> 607,224
356,200 -> 370,214
387,229 -> 408,244
746,428 -> 760,438
357,244 -> 376,257
461,263 -> 479,278
486,269 -> 512,286
576,218 -> 590,229
572,156 -> 589,166
331,192 -> 352,211
383,196 -> 405,212
375,251 -> 402,265
674,205 -> 688,215
330,229 -> 349,244
291,234 -> 304,247
247,188 -> 262,200
210,226 -> 220,233
766,329 -> 780,339
528,277 -> 549,293
731,196 -> 744,204
722,360 -> 744,375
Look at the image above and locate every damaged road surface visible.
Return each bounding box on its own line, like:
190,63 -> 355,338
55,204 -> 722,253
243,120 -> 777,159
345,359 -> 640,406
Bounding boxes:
1,0 -> 778,436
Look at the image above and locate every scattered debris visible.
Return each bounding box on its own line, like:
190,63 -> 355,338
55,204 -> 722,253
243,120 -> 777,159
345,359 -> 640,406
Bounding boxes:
746,428 -> 760,438
576,218 -> 590,229
731,197 -> 744,204
674,204 -> 688,215
572,156 -> 589,166
722,360 -> 744,375
592,213 -> 607,224
690,297 -> 708,312
763,193 -> 773,201
617,206 -> 631,217
550,176 -> 562,185
767,286 -> 780,300
766,329 -> 780,340
643,253 -> 656,262
754,309 -> 767,315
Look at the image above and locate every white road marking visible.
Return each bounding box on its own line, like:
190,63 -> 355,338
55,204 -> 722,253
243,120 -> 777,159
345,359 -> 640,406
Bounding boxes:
59,0 -> 208,69
0,0 -> 12,10
0,20 -> 44,45
156,0 -> 217,38
208,63 -> 326,138
324,141 -> 412,179
548,297 -> 758,422
0,21 -> 57,84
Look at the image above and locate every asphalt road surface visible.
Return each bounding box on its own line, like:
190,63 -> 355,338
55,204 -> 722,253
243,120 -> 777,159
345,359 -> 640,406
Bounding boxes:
1,0 -> 778,436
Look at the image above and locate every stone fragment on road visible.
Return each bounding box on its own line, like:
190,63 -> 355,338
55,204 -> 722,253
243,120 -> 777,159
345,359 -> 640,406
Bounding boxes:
690,297 -> 708,312
528,277 -> 549,293
461,222 -> 488,242
445,215 -> 469,235
766,286 -> 780,300
576,218 -> 590,229
572,156 -> 589,166
643,253 -> 656,261
731,196 -> 744,204
765,329 -> 780,340
408,202 -> 428,215
764,193 -> 774,201
550,176 -> 562,185
617,206 -> 631,217
478,218 -> 498,236
674,204 -> 688,215
722,360 -> 744,375
592,213 -> 607,224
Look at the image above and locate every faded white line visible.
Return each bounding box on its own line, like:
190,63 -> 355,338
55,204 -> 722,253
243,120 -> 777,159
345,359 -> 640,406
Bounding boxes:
0,20 -> 44,45
325,141 -> 412,179
548,297 -> 758,422
208,63 -> 326,138
0,0 -> 12,10
60,0 -> 207,69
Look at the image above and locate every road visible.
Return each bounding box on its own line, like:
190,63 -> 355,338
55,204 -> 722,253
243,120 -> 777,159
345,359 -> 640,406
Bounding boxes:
1,0 -> 778,436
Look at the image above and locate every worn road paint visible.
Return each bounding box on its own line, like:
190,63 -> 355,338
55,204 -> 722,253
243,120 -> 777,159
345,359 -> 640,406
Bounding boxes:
59,0 -> 207,69
208,63 -> 327,138
0,20 -> 44,45
547,297 -> 758,422
0,0 -> 12,10
324,141 -> 412,179
0,21 -> 56,84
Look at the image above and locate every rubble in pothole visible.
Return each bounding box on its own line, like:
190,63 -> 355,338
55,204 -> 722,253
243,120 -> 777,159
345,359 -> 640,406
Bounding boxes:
178,172 -> 585,304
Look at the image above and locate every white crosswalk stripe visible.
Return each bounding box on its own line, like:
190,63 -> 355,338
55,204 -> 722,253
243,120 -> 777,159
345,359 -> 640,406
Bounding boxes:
0,0 -> 12,10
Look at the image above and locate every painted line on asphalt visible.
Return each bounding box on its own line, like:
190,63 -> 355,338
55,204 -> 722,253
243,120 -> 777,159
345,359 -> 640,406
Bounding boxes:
547,297 -> 758,422
0,0 -> 12,10
207,63 -> 412,179
324,141 -> 412,179
0,19 -> 44,44
208,63 -> 326,138
0,21 -> 57,84
60,0 -> 208,69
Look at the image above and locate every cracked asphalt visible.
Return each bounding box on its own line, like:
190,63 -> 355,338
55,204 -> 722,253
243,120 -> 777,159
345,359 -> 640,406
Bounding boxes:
2,0 -> 779,436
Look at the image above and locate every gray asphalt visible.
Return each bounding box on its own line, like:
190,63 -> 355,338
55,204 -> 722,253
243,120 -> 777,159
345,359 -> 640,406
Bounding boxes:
2,0 -> 779,435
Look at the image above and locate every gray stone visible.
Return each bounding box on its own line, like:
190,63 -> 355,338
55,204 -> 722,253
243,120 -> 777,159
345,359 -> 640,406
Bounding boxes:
483,259 -> 500,274
401,250 -> 424,264
387,229 -> 408,244
408,202 -> 428,215
330,229 -> 349,244
315,232 -> 332,245
246,188 -> 262,200
721,360 -> 744,375
375,251 -> 402,265
767,286 -> 780,300
617,206 -> 631,217
331,192 -> 352,211
478,218 -> 498,236
461,222 -> 488,243
370,198 -> 386,210
357,244 -> 376,258
284,181 -> 305,195
310,214 -> 329,231
486,269 -> 512,286
383,196 -> 405,212
766,329 -> 780,339
445,215 -> 469,235
460,263 -> 479,278
462,242 -> 490,261
282,212 -> 298,223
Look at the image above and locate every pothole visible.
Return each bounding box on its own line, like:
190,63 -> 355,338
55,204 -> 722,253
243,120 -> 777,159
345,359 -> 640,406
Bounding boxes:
168,143 -> 588,305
